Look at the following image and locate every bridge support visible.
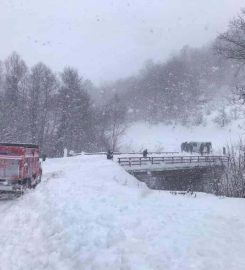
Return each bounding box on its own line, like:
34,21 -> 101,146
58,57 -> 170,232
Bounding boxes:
130,165 -> 225,194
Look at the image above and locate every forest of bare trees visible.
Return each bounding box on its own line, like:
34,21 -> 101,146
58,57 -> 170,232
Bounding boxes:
0,10 -> 245,156
0,52 -> 127,156
106,45 -> 240,125
0,47 -> 238,156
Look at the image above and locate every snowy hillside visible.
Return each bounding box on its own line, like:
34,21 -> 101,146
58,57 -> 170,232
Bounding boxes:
120,119 -> 245,153
0,155 -> 245,269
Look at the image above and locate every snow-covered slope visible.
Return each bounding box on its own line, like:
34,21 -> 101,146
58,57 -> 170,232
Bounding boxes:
0,155 -> 245,269
120,121 -> 245,153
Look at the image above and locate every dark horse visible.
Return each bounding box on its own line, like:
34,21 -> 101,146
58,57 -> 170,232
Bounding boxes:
181,142 -> 188,152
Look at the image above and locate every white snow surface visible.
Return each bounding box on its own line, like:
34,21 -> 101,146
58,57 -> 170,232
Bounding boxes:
120,121 -> 245,153
0,155 -> 245,269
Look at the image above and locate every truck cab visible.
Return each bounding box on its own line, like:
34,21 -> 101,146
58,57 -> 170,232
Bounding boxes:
0,143 -> 42,193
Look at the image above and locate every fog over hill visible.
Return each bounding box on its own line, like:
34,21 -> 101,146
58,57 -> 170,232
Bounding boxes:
0,2 -> 245,155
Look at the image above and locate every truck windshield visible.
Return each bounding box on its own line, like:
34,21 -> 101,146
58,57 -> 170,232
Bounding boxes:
0,159 -> 19,179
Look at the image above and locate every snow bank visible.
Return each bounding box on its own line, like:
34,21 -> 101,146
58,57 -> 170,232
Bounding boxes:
120,121 -> 245,153
0,155 -> 245,269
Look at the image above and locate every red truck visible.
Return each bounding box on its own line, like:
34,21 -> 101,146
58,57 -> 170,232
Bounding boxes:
0,143 -> 42,194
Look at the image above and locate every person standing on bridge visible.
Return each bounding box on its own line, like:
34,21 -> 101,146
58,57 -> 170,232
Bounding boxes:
143,149 -> 148,158
106,150 -> 113,160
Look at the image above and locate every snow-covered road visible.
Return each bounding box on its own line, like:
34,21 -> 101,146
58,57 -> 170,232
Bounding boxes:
0,155 -> 244,270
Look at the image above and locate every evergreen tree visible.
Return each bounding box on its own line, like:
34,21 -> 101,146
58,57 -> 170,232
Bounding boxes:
55,67 -> 94,155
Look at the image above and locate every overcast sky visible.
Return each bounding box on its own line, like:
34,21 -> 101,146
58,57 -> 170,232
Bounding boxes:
0,0 -> 244,84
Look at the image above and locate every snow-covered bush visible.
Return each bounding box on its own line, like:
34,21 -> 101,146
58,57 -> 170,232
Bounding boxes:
221,142 -> 245,198
213,106 -> 231,127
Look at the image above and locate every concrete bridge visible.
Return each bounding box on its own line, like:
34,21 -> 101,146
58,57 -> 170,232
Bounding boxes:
118,155 -> 229,193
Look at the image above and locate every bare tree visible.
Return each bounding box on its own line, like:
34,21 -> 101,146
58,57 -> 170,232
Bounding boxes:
2,52 -> 28,142
221,142 -> 245,197
214,9 -> 245,104
4,52 -> 28,105
213,102 -> 231,127
55,67 -> 94,156
215,9 -> 245,61
27,62 -> 58,149
101,94 -> 127,151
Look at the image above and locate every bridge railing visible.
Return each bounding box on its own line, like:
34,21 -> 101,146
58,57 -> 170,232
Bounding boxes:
82,151 -> 179,156
118,155 -> 229,167
78,151 -> 180,156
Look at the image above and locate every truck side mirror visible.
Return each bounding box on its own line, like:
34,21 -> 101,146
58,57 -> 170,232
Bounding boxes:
42,154 -> 46,162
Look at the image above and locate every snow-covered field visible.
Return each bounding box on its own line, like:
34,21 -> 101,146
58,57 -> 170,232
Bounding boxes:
0,155 -> 245,269
120,121 -> 245,153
